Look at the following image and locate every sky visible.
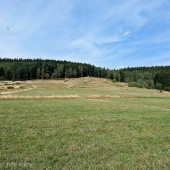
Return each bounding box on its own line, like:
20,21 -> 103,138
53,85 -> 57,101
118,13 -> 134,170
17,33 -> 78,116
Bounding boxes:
0,0 -> 170,69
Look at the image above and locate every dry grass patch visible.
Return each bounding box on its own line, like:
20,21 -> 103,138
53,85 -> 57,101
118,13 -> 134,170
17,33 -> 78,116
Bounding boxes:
0,95 -> 79,100
88,94 -> 120,99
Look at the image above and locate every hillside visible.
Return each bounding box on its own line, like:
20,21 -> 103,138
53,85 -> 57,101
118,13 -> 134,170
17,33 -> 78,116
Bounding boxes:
0,77 -> 126,95
1,77 -> 169,100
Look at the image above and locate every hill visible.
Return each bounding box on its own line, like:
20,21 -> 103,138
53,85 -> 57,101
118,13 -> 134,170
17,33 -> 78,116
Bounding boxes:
0,77 -> 126,95
1,77 -> 169,99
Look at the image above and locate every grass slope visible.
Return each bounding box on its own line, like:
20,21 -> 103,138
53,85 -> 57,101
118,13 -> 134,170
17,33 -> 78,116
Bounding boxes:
0,78 -> 170,169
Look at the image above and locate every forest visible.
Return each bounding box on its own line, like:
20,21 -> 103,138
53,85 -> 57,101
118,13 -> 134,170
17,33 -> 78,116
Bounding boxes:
0,58 -> 170,91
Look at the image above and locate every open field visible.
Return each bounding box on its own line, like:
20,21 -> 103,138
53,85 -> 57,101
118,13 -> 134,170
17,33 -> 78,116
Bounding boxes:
0,78 -> 170,169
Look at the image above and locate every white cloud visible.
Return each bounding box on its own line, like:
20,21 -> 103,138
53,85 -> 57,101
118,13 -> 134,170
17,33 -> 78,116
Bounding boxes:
96,31 -> 131,45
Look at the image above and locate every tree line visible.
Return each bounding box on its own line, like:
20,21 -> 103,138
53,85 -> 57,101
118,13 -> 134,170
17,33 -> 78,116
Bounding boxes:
118,66 -> 170,91
0,58 -> 170,91
0,58 -> 114,80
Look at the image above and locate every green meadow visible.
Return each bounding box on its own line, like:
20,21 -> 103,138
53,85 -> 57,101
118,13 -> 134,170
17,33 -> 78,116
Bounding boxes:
0,78 -> 170,169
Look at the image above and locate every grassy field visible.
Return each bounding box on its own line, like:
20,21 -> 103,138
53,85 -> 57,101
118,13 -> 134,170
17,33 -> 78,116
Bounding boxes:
0,78 -> 170,169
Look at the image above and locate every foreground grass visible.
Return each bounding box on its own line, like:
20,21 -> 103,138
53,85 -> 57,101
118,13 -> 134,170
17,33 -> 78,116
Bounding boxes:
0,96 -> 170,169
0,79 -> 170,169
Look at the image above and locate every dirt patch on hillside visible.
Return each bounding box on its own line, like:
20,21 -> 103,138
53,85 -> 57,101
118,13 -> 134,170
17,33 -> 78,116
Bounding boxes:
0,81 -> 35,95
162,91 -> 170,94
62,77 -> 127,88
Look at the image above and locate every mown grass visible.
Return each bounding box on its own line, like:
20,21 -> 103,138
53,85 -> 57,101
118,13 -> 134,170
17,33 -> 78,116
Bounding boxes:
0,80 -> 170,169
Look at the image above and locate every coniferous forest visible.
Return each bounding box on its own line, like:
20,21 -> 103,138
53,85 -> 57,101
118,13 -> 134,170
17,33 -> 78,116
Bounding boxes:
0,58 -> 170,91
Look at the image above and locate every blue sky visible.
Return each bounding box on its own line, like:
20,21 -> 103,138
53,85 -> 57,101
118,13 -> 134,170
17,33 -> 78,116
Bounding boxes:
0,0 -> 170,69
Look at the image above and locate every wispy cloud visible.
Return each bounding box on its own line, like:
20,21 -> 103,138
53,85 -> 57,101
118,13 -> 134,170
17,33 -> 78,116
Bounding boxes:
96,31 -> 131,45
